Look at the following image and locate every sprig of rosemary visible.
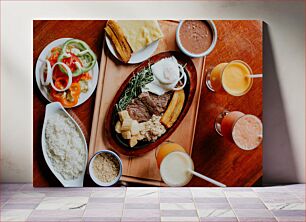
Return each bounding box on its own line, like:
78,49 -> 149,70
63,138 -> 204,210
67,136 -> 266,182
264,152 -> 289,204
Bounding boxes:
116,65 -> 154,111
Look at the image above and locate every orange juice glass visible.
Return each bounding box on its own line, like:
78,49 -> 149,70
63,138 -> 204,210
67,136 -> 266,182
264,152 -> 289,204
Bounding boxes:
215,110 -> 263,150
206,60 -> 253,96
155,141 -> 186,168
155,142 -> 194,187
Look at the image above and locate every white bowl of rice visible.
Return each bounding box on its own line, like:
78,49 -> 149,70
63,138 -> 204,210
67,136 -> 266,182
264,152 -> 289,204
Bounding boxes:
89,150 -> 122,186
41,102 -> 88,187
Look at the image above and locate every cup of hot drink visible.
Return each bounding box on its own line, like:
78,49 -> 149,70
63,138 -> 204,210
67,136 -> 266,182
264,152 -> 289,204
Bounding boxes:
176,20 -> 217,58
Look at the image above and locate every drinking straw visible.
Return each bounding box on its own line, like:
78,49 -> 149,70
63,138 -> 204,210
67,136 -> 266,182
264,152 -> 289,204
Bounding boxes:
248,74 -> 263,78
188,169 -> 226,187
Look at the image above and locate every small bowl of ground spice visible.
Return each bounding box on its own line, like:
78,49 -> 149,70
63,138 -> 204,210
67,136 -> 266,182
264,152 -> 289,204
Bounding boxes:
89,150 -> 122,186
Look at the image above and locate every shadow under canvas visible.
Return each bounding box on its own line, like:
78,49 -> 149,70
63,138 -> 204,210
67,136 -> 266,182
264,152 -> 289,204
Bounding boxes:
263,22 -> 298,185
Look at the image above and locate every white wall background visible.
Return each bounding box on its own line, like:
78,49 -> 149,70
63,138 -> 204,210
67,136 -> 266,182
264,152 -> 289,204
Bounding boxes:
1,1 -> 305,184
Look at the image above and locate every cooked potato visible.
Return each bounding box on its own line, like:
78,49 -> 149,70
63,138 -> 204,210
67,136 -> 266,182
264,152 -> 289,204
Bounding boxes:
130,120 -> 140,136
118,110 -> 130,122
136,133 -> 145,140
121,130 -> 131,139
129,136 -> 138,147
121,118 -> 133,131
139,122 -> 146,131
115,121 -> 122,133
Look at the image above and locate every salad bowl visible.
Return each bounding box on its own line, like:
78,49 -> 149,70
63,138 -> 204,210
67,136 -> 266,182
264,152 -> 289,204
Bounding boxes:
35,38 -> 99,108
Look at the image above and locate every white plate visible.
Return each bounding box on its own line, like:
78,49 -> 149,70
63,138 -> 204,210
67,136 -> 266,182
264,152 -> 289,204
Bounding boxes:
35,38 -> 99,107
105,35 -> 159,64
41,102 -> 88,187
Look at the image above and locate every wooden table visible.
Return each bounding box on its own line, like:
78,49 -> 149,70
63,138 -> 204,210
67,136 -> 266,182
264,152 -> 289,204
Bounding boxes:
190,20 -> 263,187
33,20 -> 106,186
33,20 -> 262,187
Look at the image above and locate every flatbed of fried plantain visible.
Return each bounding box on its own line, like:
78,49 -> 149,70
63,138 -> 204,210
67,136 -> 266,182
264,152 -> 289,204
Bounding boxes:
105,20 -> 132,63
160,90 -> 185,128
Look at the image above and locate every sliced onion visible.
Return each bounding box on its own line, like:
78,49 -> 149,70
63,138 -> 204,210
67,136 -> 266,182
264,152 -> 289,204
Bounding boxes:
50,62 -> 72,92
172,64 -> 187,91
40,59 -> 52,86
62,52 -> 71,58
74,61 -> 83,71
77,49 -> 90,56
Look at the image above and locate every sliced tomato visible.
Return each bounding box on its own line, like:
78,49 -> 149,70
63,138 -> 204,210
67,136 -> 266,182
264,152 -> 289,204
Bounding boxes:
54,76 -> 69,90
62,53 -> 82,73
72,72 -> 92,83
51,65 -> 69,90
49,88 -> 65,102
72,75 -> 83,83
69,83 -> 81,96
52,47 -> 61,52
60,98 -> 78,108
48,47 -> 62,67
49,83 -> 81,108
80,72 -> 92,81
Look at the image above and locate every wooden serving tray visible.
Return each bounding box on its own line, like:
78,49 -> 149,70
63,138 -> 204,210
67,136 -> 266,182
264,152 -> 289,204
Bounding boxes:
89,20 -> 206,185
105,51 -> 197,157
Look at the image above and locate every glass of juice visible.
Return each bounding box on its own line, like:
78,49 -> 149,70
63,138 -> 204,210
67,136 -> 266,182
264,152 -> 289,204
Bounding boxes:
155,142 -> 194,187
206,60 -> 253,96
215,111 -> 263,150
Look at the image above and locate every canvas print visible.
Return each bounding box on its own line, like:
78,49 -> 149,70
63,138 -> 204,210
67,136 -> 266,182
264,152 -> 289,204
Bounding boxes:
33,20 -> 262,187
